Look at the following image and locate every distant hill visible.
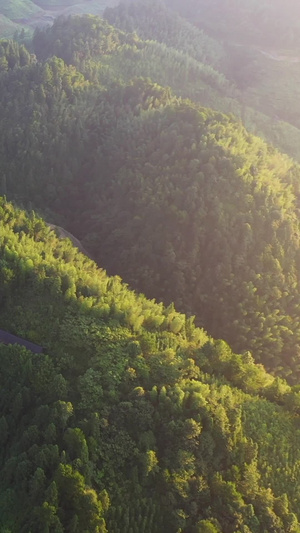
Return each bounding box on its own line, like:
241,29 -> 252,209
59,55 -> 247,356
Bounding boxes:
164,0 -> 300,49
0,13 -> 22,37
35,0 -> 82,5
0,0 -> 41,21
2,0 -> 300,160
104,1 -> 300,161
159,0 -> 300,155
0,0 -> 117,35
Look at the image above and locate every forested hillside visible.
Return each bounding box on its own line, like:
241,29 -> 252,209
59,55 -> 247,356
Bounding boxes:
3,198 -> 300,532
158,0 -> 300,155
1,17 -> 300,380
3,0 -> 300,159
0,0 -> 116,37
2,3 -> 300,531
165,0 -> 300,49
104,0 -> 300,161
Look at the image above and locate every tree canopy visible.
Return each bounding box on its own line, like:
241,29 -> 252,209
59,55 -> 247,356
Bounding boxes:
2,7 -> 300,531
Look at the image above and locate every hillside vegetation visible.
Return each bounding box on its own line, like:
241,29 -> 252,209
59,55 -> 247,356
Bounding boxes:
158,0 -> 300,155
1,18 -> 300,380
104,1 -> 300,162
0,0 -> 41,20
0,14 -> 22,37
165,0 -> 300,49
2,0 -> 300,160
2,6 -> 300,531
0,0 -> 116,38
2,198 -> 300,532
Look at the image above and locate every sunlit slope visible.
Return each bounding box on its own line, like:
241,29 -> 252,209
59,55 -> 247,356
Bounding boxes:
2,20 -> 300,379
70,100 -> 300,381
2,198 -> 300,531
104,1 -> 300,161
158,0 -> 300,153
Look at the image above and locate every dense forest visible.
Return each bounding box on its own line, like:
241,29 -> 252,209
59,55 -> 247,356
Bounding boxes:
164,0 -> 300,49
1,16 -> 300,378
3,199 -> 300,532
0,0 -> 117,38
104,1 -> 300,160
2,1 -> 300,531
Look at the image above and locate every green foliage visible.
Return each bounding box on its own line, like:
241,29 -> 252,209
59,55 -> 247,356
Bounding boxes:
104,0 -> 224,70
0,14 -> 21,38
1,15 -> 300,378
0,0 -> 41,21
64,97 -> 300,380
1,7 -> 300,532
167,0 -> 300,49
104,1 -> 300,161
1,200 -> 300,531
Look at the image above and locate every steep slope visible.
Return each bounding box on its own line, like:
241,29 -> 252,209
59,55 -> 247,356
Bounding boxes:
2,20 -> 300,379
0,0 -> 41,21
73,100 -> 300,380
0,0 -> 117,37
0,14 -> 23,37
2,198 -> 300,532
154,0 -> 300,157
104,0 -> 225,70
103,1 -> 300,161
164,0 -> 300,49
3,1 -> 300,161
